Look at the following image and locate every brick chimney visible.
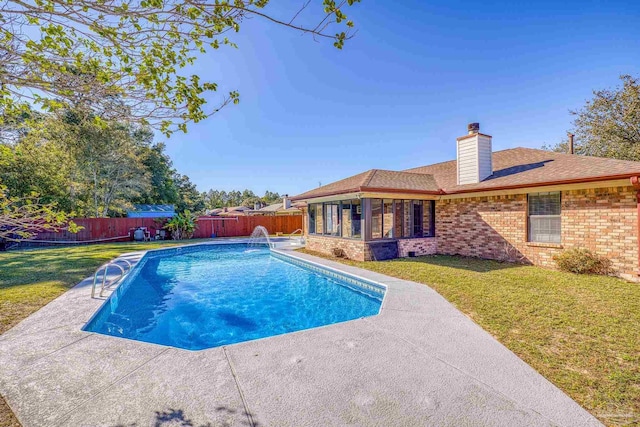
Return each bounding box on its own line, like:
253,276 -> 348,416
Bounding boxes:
456,123 -> 493,185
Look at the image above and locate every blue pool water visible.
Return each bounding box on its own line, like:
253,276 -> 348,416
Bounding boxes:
85,244 -> 384,350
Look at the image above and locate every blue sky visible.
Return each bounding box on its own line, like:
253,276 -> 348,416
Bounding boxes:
163,0 -> 639,196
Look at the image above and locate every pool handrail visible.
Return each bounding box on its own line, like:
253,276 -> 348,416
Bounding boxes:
91,258 -> 132,298
289,229 -> 303,239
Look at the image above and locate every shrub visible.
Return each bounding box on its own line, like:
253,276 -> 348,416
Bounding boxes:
164,210 -> 197,240
553,248 -> 613,275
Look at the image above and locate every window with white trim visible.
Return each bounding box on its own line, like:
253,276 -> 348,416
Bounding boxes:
528,192 -> 561,243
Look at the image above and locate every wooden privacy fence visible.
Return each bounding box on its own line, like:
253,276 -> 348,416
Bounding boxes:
193,216 -> 302,239
33,215 -> 302,242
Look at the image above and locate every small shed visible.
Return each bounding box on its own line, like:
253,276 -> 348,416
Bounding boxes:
127,204 -> 176,218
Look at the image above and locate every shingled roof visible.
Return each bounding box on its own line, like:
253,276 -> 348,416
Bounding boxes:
292,148 -> 640,200
258,203 -> 301,213
292,169 -> 441,200
407,148 -> 640,193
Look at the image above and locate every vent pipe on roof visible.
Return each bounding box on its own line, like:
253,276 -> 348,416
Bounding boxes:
568,133 -> 575,155
456,123 -> 493,185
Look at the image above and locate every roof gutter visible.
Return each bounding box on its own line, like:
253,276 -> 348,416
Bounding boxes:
443,173 -> 640,195
290,187 -> 362,202
359,186 -> 444,196
291,186 -> 443,202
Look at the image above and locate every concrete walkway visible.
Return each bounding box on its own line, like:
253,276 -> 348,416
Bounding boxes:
0,247 -> 602,426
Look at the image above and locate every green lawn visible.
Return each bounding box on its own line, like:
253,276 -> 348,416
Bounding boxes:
299,250 -> 640,427
0,239 -> 213,427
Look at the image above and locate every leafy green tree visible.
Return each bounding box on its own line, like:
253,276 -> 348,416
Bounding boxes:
56,110 -> 152,217
241,189 -> 256,201
5,109 -> 152,217
1,0 -> 360,135
239,189 -> 257,207
0,122 -> 74,211
261,190 -> 282,205
2,106 -> 294,218
546,75 -> 640,160
227,190 -> 243,206
175,174 -> 205,213
0,185 -> 80,244
0,145 -> 11,170
134,142 -> 181,206
262,190 -> 281,204
0,109 -> 39,145
1,108 -> 219,217
203,189 -> 226,209
202,188 -> 283,209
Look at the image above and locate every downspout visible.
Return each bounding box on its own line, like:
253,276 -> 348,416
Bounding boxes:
631,176 -> 640,276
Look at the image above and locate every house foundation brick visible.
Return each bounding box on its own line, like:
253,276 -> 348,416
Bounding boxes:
306,236 -> 438,261
306,235 -> 367,261
397,238 -> 437,257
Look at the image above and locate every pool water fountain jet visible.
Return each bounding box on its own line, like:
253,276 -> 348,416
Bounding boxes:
247,225 -> 273,249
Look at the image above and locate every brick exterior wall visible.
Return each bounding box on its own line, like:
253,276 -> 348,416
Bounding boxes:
306,235 -> 367,261
436,186 -> 638,280
397,237 -> 437,257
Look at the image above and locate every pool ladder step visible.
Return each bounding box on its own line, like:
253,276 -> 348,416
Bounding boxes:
91,258 -> 133,298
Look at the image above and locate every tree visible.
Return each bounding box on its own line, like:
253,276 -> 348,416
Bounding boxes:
2,105 -> 226,217
262,190 -> 281,204
1,109 -> 214,217
174,174 -> 205,213
0,186 -> 80,246
7,109 -> 153,217
203,189 -> 225,209
0,0 -> 361,135
134,142 -> 180,206
226,190 -> 242,206
241,196 -> 261,208
202,188 -> 283,209
53,110 -> 152,217
546,75 -> 640,161
241,189 -> 256,201
0,119 -> 74,211
239,189 -> 257,207
0,108 -> 38,145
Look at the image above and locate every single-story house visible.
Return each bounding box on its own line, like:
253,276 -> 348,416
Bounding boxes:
291,123 -> 640,281
206,206 -> 253,216
126,204 -> 176,218
251,196 -> 303,216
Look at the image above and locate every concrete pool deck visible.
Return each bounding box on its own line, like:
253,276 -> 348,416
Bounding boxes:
0,244 -> 603,426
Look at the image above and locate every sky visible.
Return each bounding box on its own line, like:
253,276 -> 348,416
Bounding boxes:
162,0 -> 640,197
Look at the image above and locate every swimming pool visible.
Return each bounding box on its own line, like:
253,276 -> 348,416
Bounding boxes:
84,244 -> 385,350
